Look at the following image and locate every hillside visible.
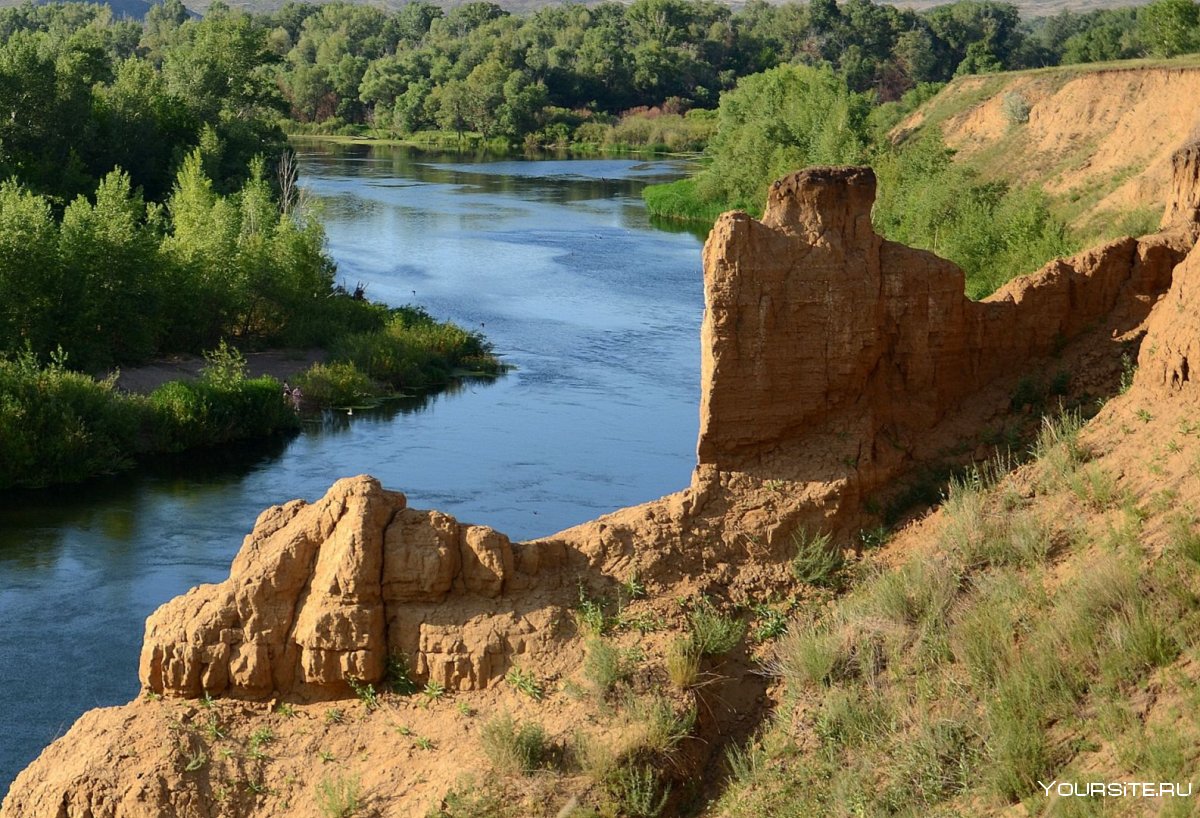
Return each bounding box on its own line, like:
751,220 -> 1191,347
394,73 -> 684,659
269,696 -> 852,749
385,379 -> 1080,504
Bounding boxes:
896,56 -> 1200,243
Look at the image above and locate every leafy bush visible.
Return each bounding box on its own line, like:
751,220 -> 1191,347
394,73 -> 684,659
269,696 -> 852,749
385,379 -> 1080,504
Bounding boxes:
873,134 -> 1076,299
696,65 -> 872,213
297,362 -> 378,406
332,307 -> 500,391
0,345 -> 300,489
0,349 -> 142,489
1001,92 -> 1030,125
147,376 -> 298,453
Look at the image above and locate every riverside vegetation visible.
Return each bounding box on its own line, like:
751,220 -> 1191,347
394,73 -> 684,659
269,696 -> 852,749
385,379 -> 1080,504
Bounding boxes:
0,2 -> 500,490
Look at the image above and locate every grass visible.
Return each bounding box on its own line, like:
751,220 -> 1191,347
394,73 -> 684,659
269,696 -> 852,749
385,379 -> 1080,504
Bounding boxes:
480,714 -> 549,776
316,774 -> 361,818
641,177 -> 730,224
665,638 -> 701,690
687,601 -> 746,657
624,694 -> 697,757
1171,516 -> 1200,564
716,405 -> 1199,816
583,637 -> 634,698
603,764 -> 669,818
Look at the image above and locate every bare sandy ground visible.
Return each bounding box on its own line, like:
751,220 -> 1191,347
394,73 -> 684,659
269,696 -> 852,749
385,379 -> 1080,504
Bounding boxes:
111,348 -> 327,394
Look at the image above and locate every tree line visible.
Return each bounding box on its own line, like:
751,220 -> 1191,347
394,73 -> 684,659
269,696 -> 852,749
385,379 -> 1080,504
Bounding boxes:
255,0 -> 1200,144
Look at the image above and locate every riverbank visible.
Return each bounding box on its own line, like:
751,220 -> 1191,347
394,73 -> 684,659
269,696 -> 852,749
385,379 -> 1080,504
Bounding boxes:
114,348 -> 328,395
1,307 -> 504,492
286,126 -> 710,159
0,350 -> 300,491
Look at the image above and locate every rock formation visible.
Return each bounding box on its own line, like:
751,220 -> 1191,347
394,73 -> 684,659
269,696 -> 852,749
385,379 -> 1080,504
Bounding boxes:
1137,237 -> 1200,397
140,476 -> 575,698
1162,142 -> 1200,230
698,166 -> 1189,483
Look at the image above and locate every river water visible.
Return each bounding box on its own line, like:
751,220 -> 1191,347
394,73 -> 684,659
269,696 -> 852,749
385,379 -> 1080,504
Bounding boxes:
0,145 -> 705,795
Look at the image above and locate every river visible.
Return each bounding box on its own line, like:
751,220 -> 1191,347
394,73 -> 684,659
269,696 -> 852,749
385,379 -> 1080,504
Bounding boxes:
0,145 -> 706,796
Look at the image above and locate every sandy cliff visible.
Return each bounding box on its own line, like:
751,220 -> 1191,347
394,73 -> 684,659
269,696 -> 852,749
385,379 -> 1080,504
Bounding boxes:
897,61 -> 1200,237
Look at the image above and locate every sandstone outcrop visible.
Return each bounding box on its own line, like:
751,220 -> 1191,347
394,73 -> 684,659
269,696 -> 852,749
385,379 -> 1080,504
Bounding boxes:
692,163 -> 1189,523
1137,238 -> 1200,398
140,476 -> 574,698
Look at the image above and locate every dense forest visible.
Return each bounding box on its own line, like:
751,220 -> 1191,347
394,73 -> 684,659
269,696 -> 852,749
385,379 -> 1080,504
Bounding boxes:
253,0 -> 1198,145
0,0 -> 500,489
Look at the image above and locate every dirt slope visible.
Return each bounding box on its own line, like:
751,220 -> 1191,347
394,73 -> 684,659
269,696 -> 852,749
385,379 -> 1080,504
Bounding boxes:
897,58 -> 1200,240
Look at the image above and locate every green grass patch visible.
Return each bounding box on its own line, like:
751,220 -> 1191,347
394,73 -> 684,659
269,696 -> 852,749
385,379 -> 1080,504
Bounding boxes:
642,178 -> 729,225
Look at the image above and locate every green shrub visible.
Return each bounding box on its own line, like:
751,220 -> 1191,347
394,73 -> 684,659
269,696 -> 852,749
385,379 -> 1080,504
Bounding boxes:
603,763 -> 668,818
332,307 -> 500,391
873,134 -> 1076,299
791,528 -> 844,588
316,773 -> 361,818
583,637 -> 633,697
0,349 -> 142,489
147,376 -> 298,452
297,362 -> 378,406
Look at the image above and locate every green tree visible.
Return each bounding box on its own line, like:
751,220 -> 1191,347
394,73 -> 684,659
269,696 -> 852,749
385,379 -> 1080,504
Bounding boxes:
57,171 -> 161,368
0,182 -> 59,354
696,65 -> 871,211
1137,0 -> 1200,57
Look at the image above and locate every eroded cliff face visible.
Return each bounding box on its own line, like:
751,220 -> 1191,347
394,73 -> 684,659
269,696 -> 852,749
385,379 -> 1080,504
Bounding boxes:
7,153 -> 1200,818
139,478 -> 574,699
896,65 -> 1200,234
